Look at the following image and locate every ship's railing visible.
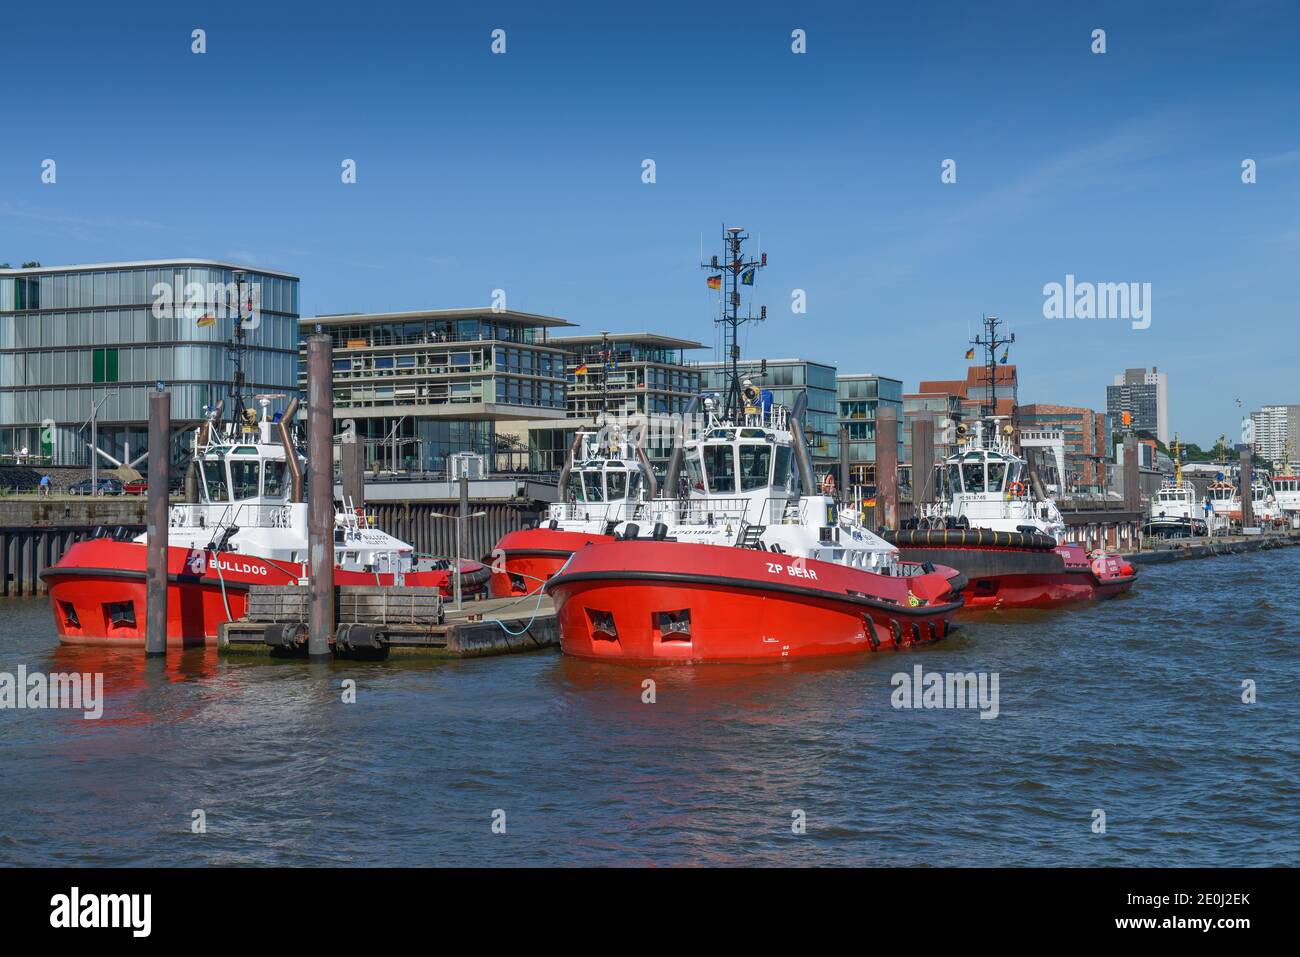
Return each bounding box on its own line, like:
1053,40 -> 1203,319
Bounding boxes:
169,502 -> 298,530
645,495 -> 797,527
549,500 -> 640,523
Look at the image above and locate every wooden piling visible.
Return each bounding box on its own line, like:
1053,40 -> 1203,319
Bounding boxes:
875,407 -> 899,529
1238,446 -> 1254,528
341,434 -> 365,509
1123,435 -> 1140,513
145,389 -> 170,657
912,417 -> 935,507
306,335 -> 335,659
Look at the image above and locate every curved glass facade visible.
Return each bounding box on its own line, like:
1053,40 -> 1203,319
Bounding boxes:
0,261 -> 299,466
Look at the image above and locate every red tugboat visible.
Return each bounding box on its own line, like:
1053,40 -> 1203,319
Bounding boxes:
885,316 -> 1136,610
489,429 -> 653,597
546,227 -> 964,663
43,397 -> 486,647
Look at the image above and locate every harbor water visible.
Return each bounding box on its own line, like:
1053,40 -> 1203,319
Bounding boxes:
1,547 -> 1296,867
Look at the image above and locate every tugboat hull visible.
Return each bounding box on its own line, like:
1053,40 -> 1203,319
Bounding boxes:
42,539 -> 478,646
548,540 -> 963,664
488,527 -> 616,597
887,537 -> 1136,610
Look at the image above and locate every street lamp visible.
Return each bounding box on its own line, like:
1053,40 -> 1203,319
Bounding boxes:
433,472 -> 488,610
88,389 -> 120,494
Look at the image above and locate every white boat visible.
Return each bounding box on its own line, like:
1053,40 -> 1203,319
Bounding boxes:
914,418 -> 1066,540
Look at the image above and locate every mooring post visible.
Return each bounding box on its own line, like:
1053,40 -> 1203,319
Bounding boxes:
341,433 -> 365,511
456,473 -> 469,610
1123,434 -> 1140,514
912,417 -> 935,510
876,407 -> 899,530
145,387 -> 170,657
1238,445 -> 1254,529
838,426 -> 850,507
307,335 -> 335,659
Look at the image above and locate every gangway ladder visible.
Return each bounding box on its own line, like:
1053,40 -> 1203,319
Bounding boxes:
737,521 -> 767,549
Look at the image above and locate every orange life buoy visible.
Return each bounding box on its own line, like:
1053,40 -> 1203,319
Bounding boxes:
821,474 -> 837,494
1007,481 -> 1026,498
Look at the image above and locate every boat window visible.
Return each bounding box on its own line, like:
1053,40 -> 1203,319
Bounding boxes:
943,465 -> 961,499
627,471 -> 642,497
703,445 -> 736,494
1006,461 -> 1024,491
264,460 -> 286,497
961,461 -> 986,493
607,470 -> 628,500
583,470 -> 605,502
773,446 -> 791,488
231,460 -> 260,500
986,460 -> 1007,493
202,461 -> 228,502
739,444 -> 772,491
566,471 -> 584,502
685,453 -> 706,492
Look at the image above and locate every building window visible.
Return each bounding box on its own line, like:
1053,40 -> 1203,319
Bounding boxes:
92,348 -> 119,383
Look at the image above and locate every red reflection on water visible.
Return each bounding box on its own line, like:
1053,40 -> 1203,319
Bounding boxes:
44,643 -> 226,727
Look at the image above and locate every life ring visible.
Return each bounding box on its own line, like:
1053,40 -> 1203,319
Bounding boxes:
821,474 -> 837,494
1007,481 -> 1027,498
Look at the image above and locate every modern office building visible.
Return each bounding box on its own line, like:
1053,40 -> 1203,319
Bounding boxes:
699,358 -> 838,468
303,308 -> 572,471
1106,366 -> 1169,444
904,389 -> 964,465
836,373 -> 904,486
919,364 -> 1020,423
519,332 -> 705,470
1250,404 -> 1300,464
1018,403 -> 1111,490
555,332 -> 703,419
0,260 -> 299,466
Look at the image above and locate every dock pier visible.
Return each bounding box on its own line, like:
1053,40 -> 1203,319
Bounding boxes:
218,584 -> 557,659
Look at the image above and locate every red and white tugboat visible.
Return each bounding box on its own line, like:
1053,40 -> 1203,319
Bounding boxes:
884,318 -> 1136,610
489,426 -> 655,597
547,227 -> 964,663
43,397 -> 484,647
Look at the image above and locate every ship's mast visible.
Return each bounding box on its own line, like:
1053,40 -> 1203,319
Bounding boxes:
1172,432 -> 1182,485
969,314 -> 1014,420
224,269 -> 250,428
702,226 -> 766,419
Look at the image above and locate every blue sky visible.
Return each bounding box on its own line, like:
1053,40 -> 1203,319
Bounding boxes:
2,0 -> 1298,446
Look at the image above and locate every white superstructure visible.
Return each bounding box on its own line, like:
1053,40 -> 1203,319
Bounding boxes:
918,418 -> 1066,540
154,396 -> 416,576
609,394 -> 903,573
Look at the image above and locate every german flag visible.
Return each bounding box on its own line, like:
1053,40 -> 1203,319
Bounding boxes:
197,313 -> 216,327
707,275 -> 722,290
575,362 -> 589,375
964,348 -> 975,360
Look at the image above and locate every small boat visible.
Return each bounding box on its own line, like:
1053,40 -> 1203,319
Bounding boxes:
1272,470 -> 1300,529
887,419 -> 1135,609
489,426 -> 654,596
547,390 -> 965,663
1144,437 -> 1208,538
43,397 -> 485,647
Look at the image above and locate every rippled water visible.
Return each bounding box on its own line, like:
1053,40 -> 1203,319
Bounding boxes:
1,547 -> 1296,866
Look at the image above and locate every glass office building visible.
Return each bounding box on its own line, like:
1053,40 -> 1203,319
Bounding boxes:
304,308 -> 572,471
836,373 -> 904,485
0,260 -> 299,466
522,333 -> 704,469
699,358 -> 839,468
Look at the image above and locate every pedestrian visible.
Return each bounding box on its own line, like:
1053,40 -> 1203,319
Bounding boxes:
39,474 -> 51,497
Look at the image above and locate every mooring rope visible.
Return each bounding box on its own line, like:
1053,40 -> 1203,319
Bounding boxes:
484,554 -> 575,638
